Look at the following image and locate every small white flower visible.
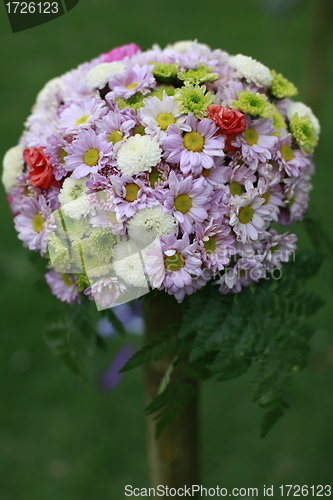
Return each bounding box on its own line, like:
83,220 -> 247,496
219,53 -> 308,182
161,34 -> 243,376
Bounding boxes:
127,205 -> 178,246
2,145 -> 24,193
229,54 -> 272,88
58,177 -> 92,220
113,241 -> 148,288
117,135 -> 162,176
167,40 -> 210,52
36,77 -> 62,106
286,101 -> 320,135
85,62 -> 126,92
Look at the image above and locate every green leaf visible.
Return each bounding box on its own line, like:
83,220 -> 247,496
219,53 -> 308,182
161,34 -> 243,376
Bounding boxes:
119,331 -> 179,373
44,297 -> 98,378
157,355 -> 178,395
145,367 -> 197,438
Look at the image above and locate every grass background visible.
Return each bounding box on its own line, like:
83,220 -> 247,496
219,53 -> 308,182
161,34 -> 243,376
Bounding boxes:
0,0 -> 333,498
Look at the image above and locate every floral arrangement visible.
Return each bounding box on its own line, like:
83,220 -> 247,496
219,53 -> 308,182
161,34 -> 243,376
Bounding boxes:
2,41 -> 328,438
2,41 -> 320,310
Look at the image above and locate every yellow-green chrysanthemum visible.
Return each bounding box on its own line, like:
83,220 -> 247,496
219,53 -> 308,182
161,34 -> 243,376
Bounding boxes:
177,65 -> 219,84
174,83 -> 214,119
270,70 -> 298,99
289,114 -> 318,154
232,90 -> 273,119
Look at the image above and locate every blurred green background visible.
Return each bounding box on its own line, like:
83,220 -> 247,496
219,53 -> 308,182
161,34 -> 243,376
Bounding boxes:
0,0 -> 333,498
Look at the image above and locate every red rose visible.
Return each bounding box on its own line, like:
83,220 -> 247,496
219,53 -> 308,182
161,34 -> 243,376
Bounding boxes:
24,147 -> 57,189
207,105 -> 246,136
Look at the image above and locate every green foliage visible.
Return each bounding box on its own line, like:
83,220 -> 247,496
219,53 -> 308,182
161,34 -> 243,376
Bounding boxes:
131,250 -> 324,438
45,297 -> 100,377
119,330 -> 180,373
145,364 -> 197,438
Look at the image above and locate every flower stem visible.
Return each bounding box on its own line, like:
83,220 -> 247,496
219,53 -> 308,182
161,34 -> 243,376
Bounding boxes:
143,293 -> 199,491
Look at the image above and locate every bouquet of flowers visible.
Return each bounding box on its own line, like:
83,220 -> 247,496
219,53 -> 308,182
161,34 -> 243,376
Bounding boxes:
2,41 -> 324,440
2,41 -> 320,308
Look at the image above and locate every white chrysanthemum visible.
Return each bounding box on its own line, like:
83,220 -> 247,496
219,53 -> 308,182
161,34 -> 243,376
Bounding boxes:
36,77 -> 62,106
167,40 -> 210,52
117,135 -> 162,176
85,62 -> 126,92
286,101 -> 320,135
229,54 -> 272,88
127,205 -> 178,246
58,177 -> 92,220
139,94 -> 190,138
113,241 -> 148,288
2,145 -> 24,193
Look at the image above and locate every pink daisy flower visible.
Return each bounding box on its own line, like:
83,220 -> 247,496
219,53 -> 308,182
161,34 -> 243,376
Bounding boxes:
274,131 -> 310,177
208,185 -> 230,220
58,96 -> 106,134
232,117 -> 277,171
160,171 -> 212,234
229,190 -> 273,244
217,256 -> 263,294
112,175 -> 159,219
108,65 -> 155,100
45,270 -> 80,304
261,229 -> 297,272
64,129 -> 114,179
14,196 -> 53,255
280,177 -> 312,224
44,134 -> 72,181
199,157 -> 230,188
162,113 -> 225,175
95,110 -> 136,145
224,162 -> 257,197
84,277 -> 127,310
89,188 -> 125,235
145,233 -> 203,302
195,218 -> 235,272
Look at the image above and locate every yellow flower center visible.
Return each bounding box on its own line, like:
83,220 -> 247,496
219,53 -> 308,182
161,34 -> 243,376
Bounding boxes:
149,170 -> 162,187
32,213 -> 44,233
174,193 -> 192,214
183,131 -> 205,152
156,113 -> 176,131
125,183 -> 140,202
75,115 -> 90,126
238,205 -> 254,224
164,252 -> 185,272
60,149 -> 68,161
280,145 -> 294,161
202,168 -> 210,178
108,130 -> 123,144
244,128 -> 259,146
262,190 -> 271,205
63,274 -> 74,287
84,148 -> 100,167
133,125 -> 145,136
126,82 -> 140,90
229,181 -> 244,196
204,236 -> 216,253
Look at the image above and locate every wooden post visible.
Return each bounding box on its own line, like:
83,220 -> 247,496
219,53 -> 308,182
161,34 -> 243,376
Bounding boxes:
143,293 -> 199,491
